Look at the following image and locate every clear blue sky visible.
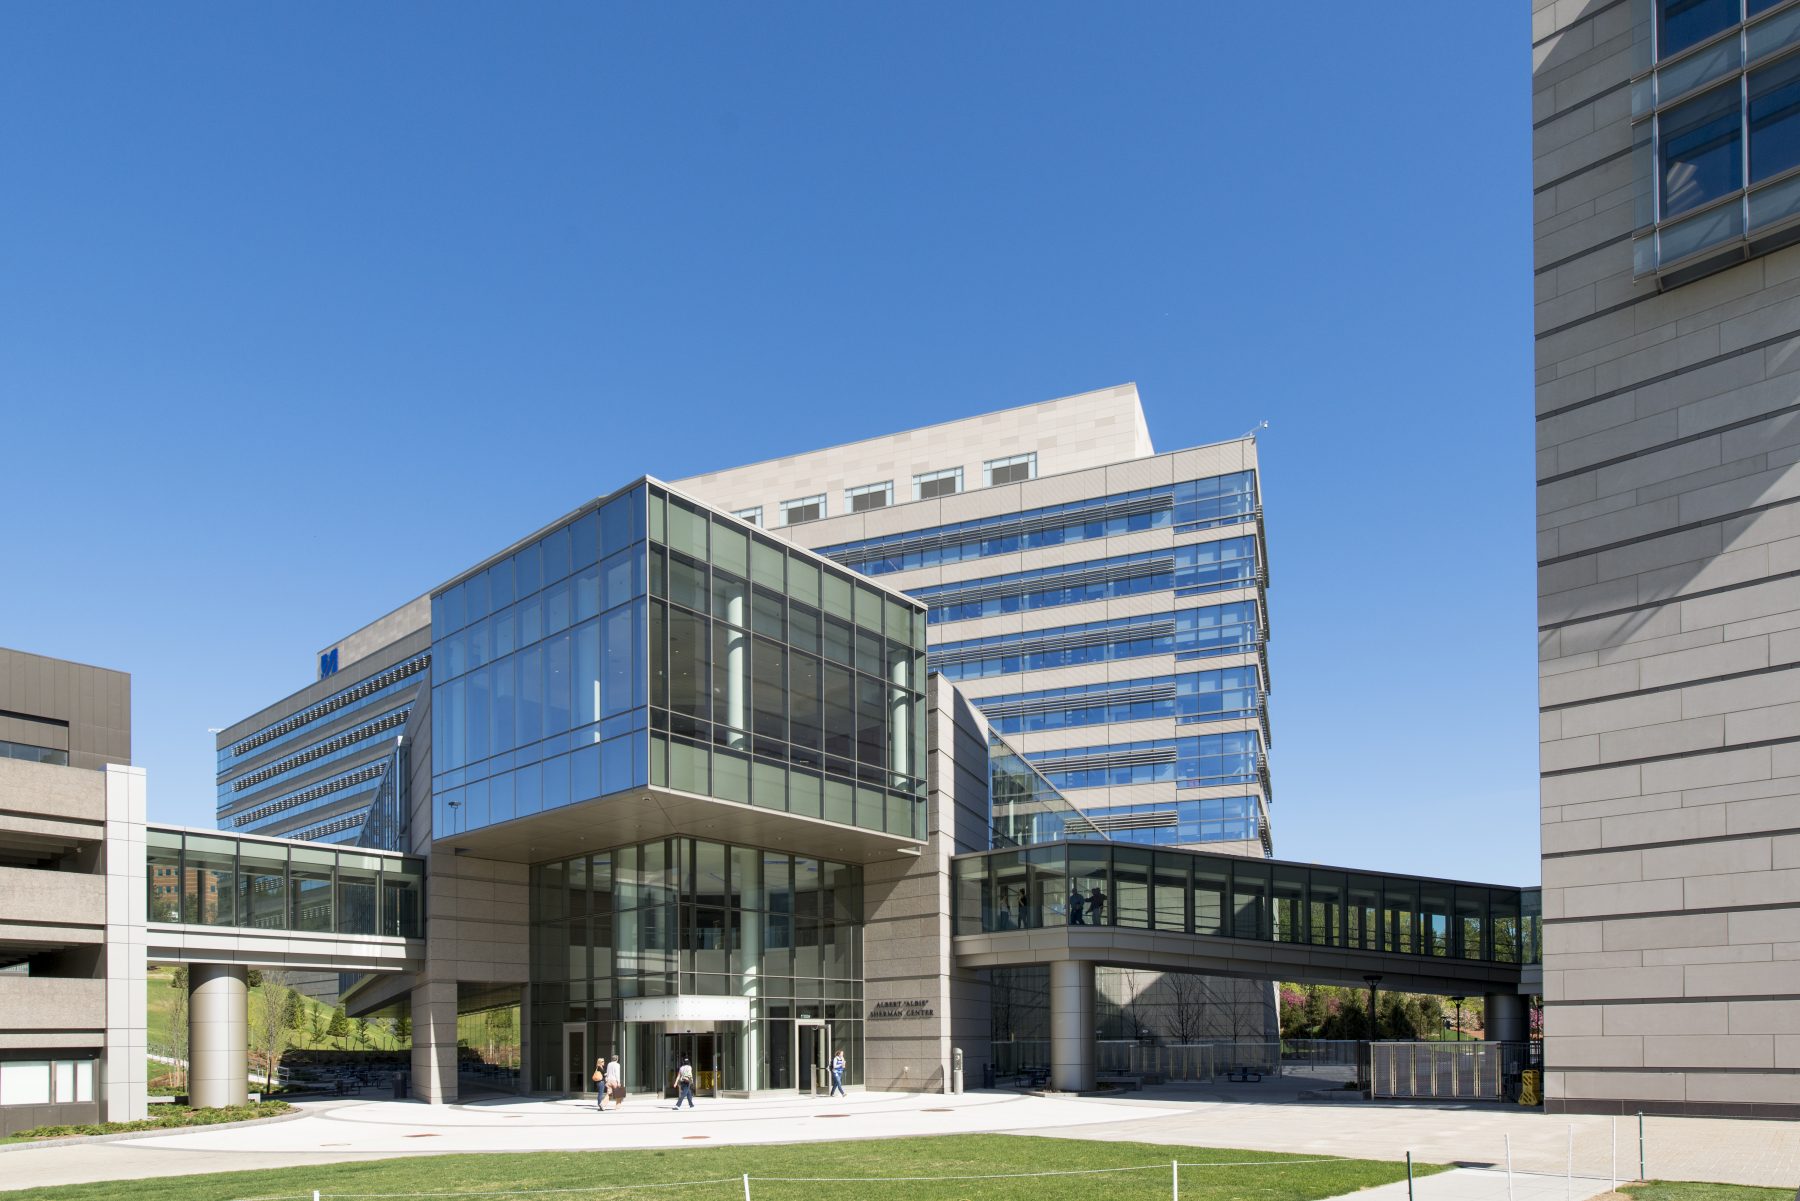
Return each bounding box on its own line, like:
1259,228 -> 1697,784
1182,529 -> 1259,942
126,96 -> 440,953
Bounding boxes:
0,3 -> 1536,882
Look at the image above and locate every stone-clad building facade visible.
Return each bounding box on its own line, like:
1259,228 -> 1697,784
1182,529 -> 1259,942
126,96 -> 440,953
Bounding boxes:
1533,0 -> 1800,1118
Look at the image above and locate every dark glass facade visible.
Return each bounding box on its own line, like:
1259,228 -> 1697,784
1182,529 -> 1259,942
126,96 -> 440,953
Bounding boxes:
647,487 -> 929,839
954,842 -> 1542,965
146,827 -> 422,938
529,836 -> 863,1095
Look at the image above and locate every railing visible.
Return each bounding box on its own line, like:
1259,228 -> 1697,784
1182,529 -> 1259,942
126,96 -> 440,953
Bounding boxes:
952,840 -> 1540,968
1370,1040 -> 1541,1102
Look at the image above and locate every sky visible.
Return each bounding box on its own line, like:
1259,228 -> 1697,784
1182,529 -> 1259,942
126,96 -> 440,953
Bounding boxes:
0,3 -> 1538,882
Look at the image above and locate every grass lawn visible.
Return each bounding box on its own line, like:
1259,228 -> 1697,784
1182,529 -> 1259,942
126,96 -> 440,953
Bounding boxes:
3,1134 -> 1444,1201
1624,1185 -> 1796,1201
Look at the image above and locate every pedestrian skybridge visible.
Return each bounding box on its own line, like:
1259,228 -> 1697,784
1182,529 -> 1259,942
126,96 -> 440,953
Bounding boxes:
951,840 -> 1540,996
145,825 -> 424,973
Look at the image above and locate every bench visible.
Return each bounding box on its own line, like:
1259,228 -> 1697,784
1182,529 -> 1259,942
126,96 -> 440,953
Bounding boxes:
1225,1066 -> 1264,1083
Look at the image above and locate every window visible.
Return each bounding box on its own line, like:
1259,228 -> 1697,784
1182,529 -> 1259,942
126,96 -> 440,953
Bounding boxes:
912,467 -> 963,501
1632,3 -> 1800,278
1661,83 -> 1742,217
730,507 -> 763,528
1750,51 -> 1800,182
781,495 -> 826,526
845,481 -> 892,513
983,453 -> 1036,486
1661,0 -> 1739,58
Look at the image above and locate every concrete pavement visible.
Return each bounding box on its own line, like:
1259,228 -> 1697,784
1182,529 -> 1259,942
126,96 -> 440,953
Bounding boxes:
2,1086 -> 1794,1193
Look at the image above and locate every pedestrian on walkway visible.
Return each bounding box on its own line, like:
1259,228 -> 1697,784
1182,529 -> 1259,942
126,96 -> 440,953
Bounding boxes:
592,1055 -> 606,1111
1068,887 -> 1085,925
829,1048 -> 847,1097
1086,884 -> 1108,925
604,1054 -> 624,1111
674,1056 -> 695,1109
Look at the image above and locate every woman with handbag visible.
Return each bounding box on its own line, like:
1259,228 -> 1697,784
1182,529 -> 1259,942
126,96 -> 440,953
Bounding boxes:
592,1056 -> 606,1111
605,1054 -> 624,1111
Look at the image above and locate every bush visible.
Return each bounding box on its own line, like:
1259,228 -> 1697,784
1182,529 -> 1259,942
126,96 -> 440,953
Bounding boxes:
6,1100 -> 293,1141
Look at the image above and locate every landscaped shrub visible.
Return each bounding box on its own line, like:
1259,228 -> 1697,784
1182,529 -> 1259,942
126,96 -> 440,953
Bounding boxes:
6,1100 -> 293,1141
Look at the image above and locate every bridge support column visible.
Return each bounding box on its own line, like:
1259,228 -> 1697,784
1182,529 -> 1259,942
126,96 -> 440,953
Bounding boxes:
1049,960 -> 1094,1093
1484,992 -> 1527,1042
189,965 -> 248,1109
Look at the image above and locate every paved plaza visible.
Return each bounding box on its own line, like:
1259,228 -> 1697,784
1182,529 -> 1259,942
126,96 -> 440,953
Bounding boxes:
0,1086 -> 1793,1193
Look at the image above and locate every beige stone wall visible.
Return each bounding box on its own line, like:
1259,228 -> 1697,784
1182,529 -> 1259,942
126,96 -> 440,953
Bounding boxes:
862,680 -> 993,1091
1533,0 -> 1800,1117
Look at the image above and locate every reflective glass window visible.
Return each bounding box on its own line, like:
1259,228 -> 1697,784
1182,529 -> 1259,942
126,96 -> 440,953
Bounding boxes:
1660,0 -> 1740,59
183,836 -> 236,926
1751,52 -> 1800,181
1661,83 -> 1743,216
337,853 -> 380,935
290,847 -> 335,933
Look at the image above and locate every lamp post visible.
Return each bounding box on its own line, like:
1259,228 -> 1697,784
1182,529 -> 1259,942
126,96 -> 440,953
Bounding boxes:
1451,996 -> 1465,1043
1363,975 -> 1382,1042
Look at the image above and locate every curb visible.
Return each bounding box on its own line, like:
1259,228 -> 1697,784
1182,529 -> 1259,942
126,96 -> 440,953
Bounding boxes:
0,1109 -> 307,1152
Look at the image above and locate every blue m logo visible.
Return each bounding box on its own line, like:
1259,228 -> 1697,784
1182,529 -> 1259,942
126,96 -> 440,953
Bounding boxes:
319,648 -> 339,679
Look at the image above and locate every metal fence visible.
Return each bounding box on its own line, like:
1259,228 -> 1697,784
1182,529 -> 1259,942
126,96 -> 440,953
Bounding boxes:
1369,1040 -> 1539,1101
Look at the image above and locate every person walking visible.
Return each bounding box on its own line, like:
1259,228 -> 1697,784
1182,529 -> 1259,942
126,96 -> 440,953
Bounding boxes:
604,1054 -> 623,1112
673,1056 -> 696,1110
1068,885 -> 1085,925
829,1048 -> 847,1097
592,1055 -> 606,1111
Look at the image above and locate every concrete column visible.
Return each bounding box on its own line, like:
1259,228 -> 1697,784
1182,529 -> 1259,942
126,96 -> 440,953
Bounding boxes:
411,979 -> 459,1103
1485,992 -> 1527,1043
1049,960 -> 1094,1092
188,965 -> 248,1108
101,765 -> 148,1123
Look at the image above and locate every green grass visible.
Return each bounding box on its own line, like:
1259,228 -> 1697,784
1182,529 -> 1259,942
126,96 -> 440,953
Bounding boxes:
1624,1185 -> 1796,1201
147,966 -> 409,1053
2,1134 -> 1444,1201
0,1101 -> 293,1146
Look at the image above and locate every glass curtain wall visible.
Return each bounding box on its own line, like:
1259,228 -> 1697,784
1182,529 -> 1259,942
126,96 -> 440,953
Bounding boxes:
645,486 -> 927,839
431,486 -> 650,838
952,843 -> 1538,965
145,828 -> 423,937
528,836 -> 863,1094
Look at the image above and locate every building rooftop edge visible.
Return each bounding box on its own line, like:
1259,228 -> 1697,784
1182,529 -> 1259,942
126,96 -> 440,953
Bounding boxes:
670,382 -> 1145,483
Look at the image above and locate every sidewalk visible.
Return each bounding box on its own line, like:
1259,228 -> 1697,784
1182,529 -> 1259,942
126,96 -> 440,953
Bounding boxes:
1318,1168 -> 1618,1201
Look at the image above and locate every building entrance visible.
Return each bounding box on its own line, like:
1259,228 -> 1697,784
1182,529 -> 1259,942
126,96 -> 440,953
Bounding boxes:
796,1019 -> 829,1094
658,1031 -> 721,1098
561,1023 -> 590,1097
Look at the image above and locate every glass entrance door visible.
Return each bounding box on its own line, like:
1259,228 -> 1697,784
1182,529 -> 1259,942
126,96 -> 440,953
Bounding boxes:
796,1021 -> 828,1094
562,1024 -> 588,1097
659,1032 -> 721,1097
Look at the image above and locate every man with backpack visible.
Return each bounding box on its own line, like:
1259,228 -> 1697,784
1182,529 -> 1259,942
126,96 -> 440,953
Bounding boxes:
673,1055 -> 696,1109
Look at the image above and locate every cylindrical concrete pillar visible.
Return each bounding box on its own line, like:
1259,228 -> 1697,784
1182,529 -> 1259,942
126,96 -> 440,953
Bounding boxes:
1485,991 -> 1528,1043
1049,960 -> 1095,1092
188,964 -> 249,1109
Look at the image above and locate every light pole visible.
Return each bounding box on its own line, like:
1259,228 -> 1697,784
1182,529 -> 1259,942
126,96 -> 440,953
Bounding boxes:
1363,975 -> 1382,1043
1451,996 -> 1465,1043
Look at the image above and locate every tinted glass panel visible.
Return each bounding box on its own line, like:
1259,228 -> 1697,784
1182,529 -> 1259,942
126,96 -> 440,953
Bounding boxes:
1661,0 -> 1739,59
1751,52 -> 1800,181
1661,83 -> 1743,216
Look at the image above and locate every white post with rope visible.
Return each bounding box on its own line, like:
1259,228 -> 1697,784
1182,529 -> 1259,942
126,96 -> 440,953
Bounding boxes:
742,1173 -> 751,1201
1566,1125 -> 1574,1201
1172,1159 -> 1179,1201
1612,1116 -> 1618,1189
1505,1133 -> 1515,1201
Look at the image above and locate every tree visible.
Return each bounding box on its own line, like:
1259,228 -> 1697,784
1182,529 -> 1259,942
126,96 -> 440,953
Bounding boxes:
354,1018 -> 371,1049
283,990 -> 305,1032
397,1012 -> 413,1043
327,1003 -> 350,1048
1158,972 -> 1217,1044
309,1004 -> 327,1046
251,969 -> 295,1092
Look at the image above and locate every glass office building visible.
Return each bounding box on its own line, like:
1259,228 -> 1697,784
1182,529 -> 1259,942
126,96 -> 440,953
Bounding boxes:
426,479 -> 927,1096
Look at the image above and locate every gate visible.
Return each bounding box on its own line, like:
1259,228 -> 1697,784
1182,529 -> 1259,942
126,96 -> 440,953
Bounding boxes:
1369,1041 -> 1538,1100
